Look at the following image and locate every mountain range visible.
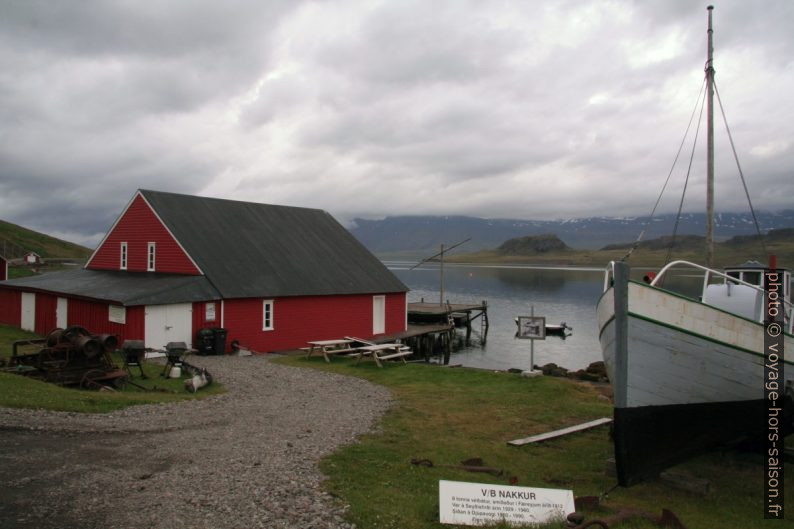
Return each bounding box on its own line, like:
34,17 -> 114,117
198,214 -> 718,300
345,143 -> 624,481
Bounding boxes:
349,210 -> 794,257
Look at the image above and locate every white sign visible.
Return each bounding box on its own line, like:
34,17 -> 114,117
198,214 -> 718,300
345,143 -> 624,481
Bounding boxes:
108,305 -> 126,324
516,316 -> 546,340
439,480 -> 573,527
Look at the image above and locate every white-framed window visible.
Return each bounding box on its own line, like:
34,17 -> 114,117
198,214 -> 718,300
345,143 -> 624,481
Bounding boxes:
147,242 -> 156,271
205,302 -> 216,322
263,300 -> 274,331
120,242 -> 128,270
109,305 -> 126,324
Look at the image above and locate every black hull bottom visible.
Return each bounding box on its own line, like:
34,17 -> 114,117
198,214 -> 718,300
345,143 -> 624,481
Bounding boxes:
614,399 -> 792,486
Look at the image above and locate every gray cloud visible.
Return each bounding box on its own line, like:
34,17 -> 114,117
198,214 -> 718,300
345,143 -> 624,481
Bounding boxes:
1,0 -> 792,248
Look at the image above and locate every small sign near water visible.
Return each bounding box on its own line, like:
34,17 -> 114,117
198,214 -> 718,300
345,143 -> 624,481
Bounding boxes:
439,480 -> 574,526
516,316 -> 546,340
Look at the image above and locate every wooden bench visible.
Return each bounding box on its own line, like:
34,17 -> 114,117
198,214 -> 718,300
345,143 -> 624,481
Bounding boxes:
355,344 -> 412,367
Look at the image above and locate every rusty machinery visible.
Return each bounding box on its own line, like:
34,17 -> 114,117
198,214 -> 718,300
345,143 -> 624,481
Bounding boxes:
8,326 -> 128,389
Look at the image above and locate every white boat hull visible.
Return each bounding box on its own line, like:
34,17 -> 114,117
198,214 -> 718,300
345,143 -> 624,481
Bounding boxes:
596,265 -> 793,485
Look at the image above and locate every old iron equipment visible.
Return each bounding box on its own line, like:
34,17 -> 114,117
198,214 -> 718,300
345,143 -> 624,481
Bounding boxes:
122,340 -> 147,379
161,341 -> 188,377
8,326 -> 127,389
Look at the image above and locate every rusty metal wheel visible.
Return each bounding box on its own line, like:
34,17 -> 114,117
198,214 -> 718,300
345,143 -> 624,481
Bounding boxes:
80,369 -> 106,390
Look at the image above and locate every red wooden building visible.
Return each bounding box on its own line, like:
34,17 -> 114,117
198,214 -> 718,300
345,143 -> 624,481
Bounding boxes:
0,190 -> 408,352
0,255 -> 7,281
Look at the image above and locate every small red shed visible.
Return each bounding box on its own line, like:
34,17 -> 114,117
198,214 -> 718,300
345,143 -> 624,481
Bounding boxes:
0,190 -> 409,352
23,252 -> 41,265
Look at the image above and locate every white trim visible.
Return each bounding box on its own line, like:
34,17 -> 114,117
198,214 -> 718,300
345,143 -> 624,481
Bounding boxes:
373,295 -> 386,334
262,299 -> 274,331
147,242 -> 156,272
137,192 -> 205,275
120,242 -> 128,270
84,190 -> 206,275
56,297 -> 68,328
220,299 -> 225,328
85,191 -> 141,269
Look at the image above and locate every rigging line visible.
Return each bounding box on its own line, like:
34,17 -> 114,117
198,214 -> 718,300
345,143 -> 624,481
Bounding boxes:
621,77 -> 708,262
713,79 -> 768,258
664,82 -> 708,270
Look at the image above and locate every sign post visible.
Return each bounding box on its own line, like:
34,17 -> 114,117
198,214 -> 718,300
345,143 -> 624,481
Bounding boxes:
516,305 -> 545,377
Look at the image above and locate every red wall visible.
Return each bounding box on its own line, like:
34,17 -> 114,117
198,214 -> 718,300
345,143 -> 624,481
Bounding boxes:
67,299 -> 145,343
87,194 -> 200,275
0,289 -> 21,327
220,292 -> 406,353
0,257 -> 7,281
34,293 -> 58,336
192,300 -> 220,333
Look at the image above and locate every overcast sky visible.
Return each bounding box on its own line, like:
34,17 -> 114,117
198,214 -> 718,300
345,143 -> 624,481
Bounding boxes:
1,0 -> 792,247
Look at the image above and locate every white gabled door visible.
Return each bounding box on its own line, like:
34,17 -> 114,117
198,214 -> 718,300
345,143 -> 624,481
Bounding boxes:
56,297 -> 68,329
373,295 -> 385,335
21,293 -> 35,332
145,303 -> 193,350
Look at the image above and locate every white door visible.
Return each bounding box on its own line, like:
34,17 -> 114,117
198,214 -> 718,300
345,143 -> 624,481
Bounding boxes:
21,293 -> 35,332
373,295 -> 385,335
145,303 -> 193,350
56,297 -> 68,329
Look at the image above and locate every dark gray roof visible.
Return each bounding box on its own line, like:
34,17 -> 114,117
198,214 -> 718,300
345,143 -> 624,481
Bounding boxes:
140,190 -> 408,298
1,268 -> 220,306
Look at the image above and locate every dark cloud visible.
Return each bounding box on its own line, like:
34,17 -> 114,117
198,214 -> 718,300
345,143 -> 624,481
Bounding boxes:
1,0 -> 792,247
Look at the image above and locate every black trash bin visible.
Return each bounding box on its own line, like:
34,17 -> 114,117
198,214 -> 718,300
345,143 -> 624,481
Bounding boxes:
212,328 -> 227,355
196,328 -> 215,356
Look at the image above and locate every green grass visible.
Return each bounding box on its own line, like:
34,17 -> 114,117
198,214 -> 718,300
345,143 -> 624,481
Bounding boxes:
276,355 -> 793,529
449,238 -> 794,269
0,325 -> 224,413
0,218 -> 92,259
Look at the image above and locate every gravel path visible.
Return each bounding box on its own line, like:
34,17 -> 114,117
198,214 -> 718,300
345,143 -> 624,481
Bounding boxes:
0,356 -> 392,529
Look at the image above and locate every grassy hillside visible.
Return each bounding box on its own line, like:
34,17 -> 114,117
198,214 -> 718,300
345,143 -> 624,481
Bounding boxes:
0,219 -> 92,259
450,229 -> 794,269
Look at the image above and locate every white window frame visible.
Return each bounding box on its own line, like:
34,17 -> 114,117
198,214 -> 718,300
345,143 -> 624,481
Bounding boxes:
147,242 -> 156,271
262,299 -> 274,331
120,242 -> 128,270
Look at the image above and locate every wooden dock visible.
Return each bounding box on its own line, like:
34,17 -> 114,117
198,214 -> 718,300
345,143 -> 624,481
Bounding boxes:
407,301 -> 489,346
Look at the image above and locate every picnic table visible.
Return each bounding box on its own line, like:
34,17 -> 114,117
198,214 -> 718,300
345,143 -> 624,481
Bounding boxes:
305,339 -> 357,363
355,343 -> 412,368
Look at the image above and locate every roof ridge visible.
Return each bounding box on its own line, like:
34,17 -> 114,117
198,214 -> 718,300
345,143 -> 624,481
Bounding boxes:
138,189 -> 328,214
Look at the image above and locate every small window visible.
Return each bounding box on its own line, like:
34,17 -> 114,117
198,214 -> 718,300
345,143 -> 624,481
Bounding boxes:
205,302 -> 216,322
147,242 -> 156,271
263,300 -> 274,331
120,242 -> 127,270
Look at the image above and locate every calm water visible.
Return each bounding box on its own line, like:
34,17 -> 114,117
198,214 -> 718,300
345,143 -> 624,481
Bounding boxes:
386,263 -> 608,371
386,262 -> 706,371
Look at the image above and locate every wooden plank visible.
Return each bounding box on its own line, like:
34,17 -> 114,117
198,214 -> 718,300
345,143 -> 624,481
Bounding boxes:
379,350 -> 413,361
508,418 -> 612,446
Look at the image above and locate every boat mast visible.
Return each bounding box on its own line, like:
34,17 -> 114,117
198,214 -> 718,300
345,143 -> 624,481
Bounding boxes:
706,5 -> 715,268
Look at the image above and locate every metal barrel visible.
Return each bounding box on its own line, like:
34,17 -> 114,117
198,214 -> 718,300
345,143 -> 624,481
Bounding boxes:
96,334 -> 119,352
46,328 -> 65,347
74,336 -> 102,358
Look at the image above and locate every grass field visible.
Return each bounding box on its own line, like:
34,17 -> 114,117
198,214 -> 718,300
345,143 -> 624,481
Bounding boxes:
449,239 -> 794,270
0,325 -> 224,413
276,355 -> 793,529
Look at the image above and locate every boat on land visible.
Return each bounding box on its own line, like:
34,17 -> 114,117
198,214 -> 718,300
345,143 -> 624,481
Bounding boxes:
596,6 -> 794,486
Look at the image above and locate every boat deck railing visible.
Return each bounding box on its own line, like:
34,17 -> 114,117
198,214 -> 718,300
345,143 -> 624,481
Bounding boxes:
603,260 -> 793,334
